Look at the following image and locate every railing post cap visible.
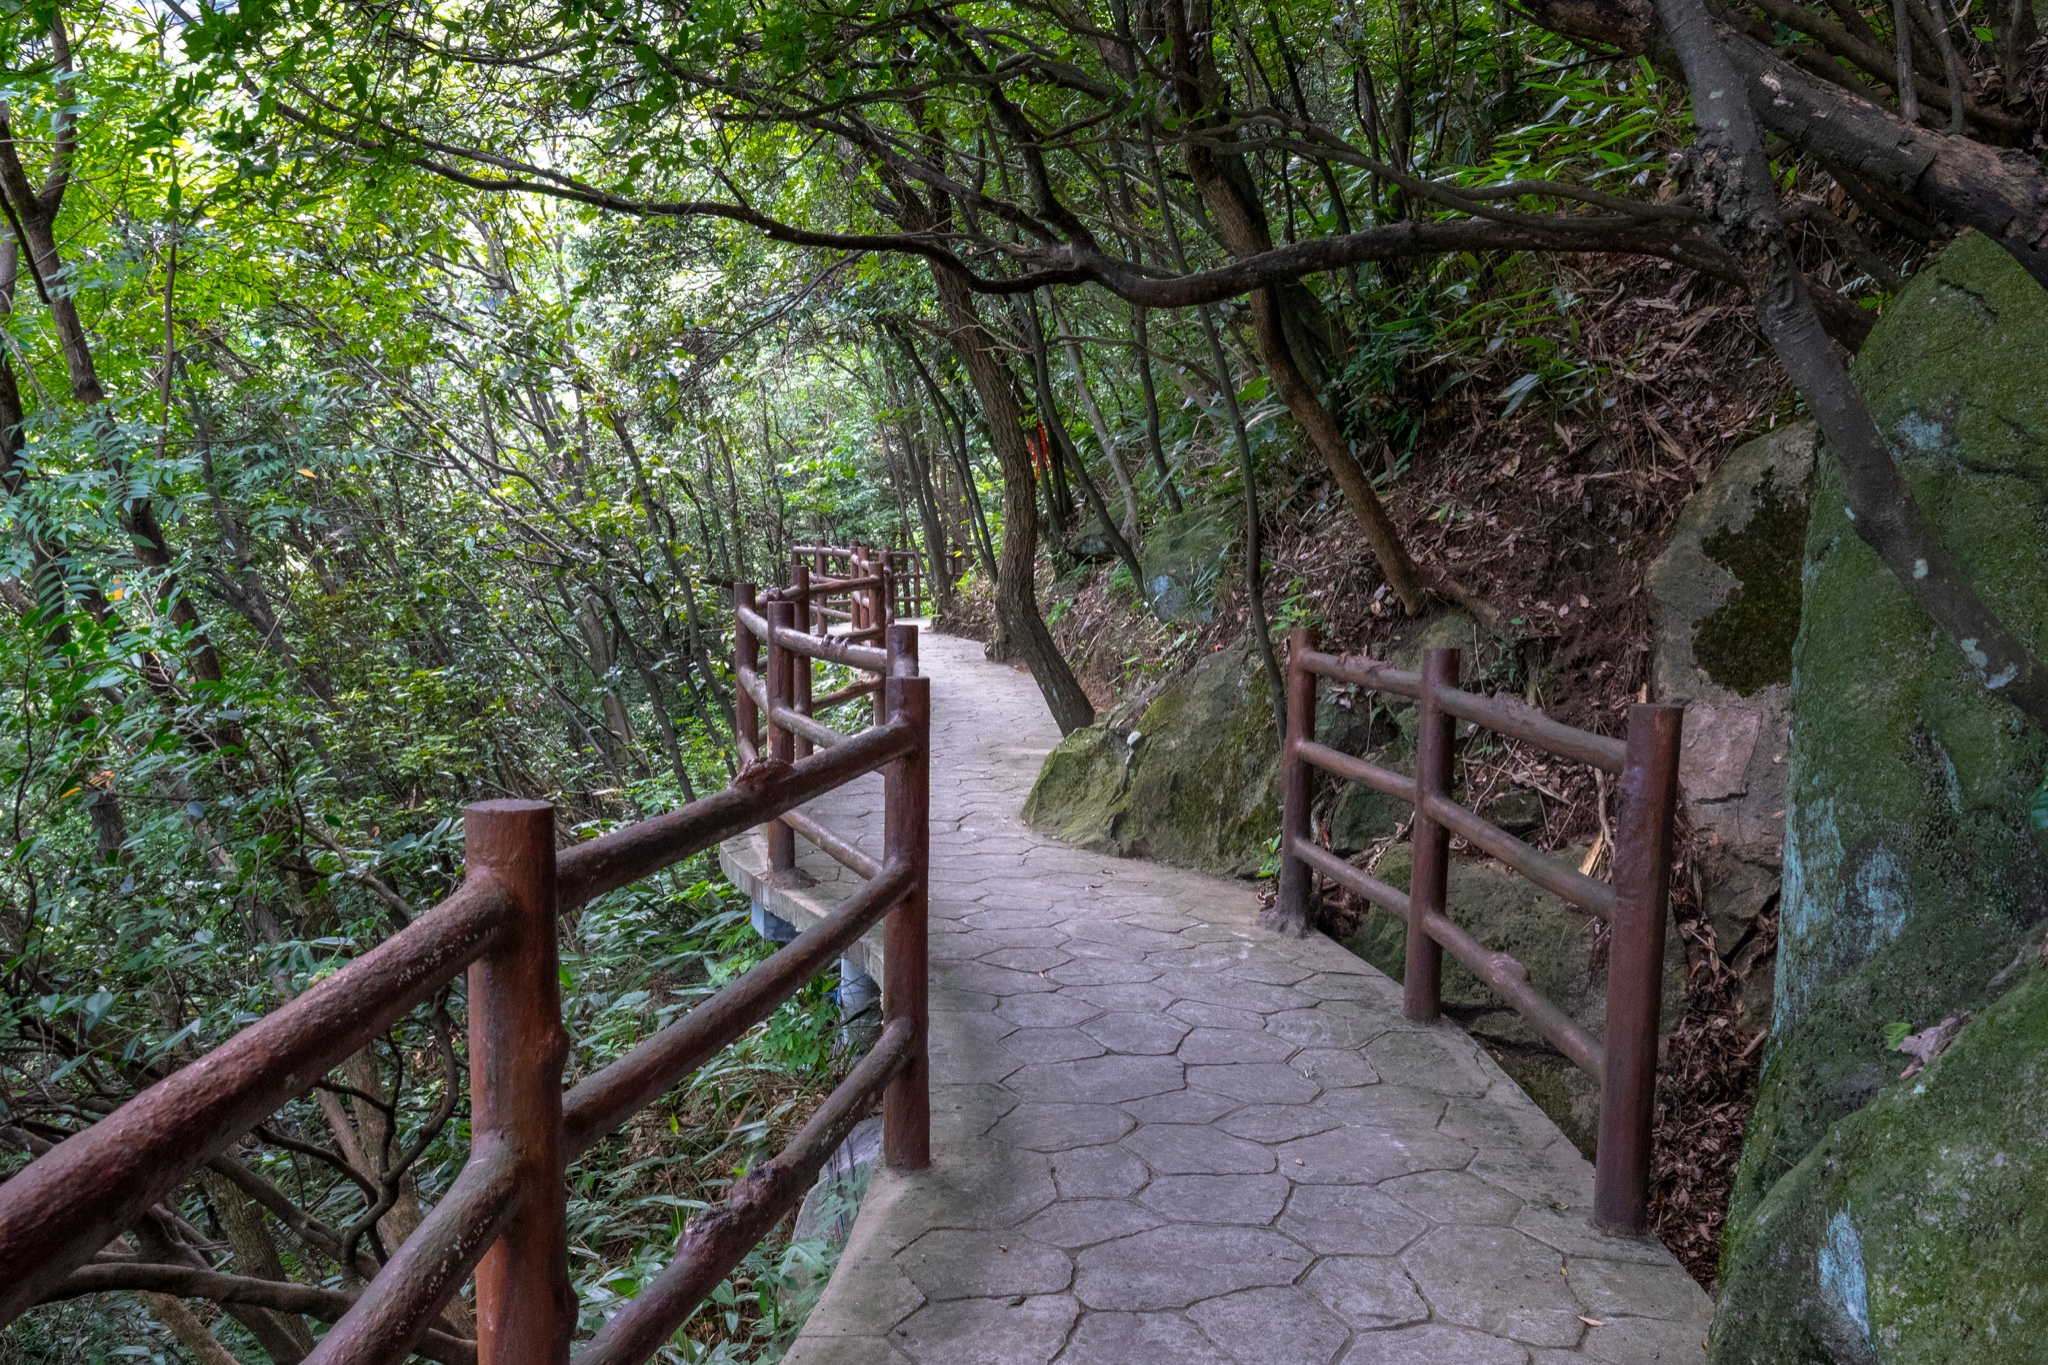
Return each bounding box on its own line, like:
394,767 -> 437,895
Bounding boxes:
466,798 -> 555,816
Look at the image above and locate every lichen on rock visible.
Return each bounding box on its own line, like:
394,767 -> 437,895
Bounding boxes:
1713,232 -> 2048,1363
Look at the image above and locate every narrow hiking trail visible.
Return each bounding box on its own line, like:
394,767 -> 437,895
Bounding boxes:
726,631 -> 1712,1365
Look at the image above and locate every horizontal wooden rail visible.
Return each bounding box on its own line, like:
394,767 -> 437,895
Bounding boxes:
556,717 -> 914,910
1296,739 -> 1417,804
301,1137 -> 523,1365
0,874 -> 513,1323
783,806 -> 882,878
736,603 -> 890,674
1296,646 -> 1626,773
563,861 -> 914,1156
1278,628 -> 1678,1232
813,677 -> 880,709
1421,792 -> 1617,920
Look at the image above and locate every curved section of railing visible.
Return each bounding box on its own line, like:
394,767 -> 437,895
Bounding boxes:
0,573 -> 934,1365
1274,629 -> 1681,1233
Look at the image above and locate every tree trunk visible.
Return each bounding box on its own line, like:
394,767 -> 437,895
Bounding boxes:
929,263 -> 1096,732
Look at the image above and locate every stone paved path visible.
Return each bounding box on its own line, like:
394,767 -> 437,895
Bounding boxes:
724,632 -> 1712,1364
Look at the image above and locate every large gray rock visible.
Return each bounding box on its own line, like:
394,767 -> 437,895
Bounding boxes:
1647,421 -> 1816,1014
1024,637 -> 1282,875
1713,232 -> 2048,1363
1141,507 -> 1236,624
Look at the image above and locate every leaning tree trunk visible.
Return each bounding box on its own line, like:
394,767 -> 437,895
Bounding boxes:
1159,0 -> 1429,613
929,263 -> 1097,733
1654,0 -> 2048,731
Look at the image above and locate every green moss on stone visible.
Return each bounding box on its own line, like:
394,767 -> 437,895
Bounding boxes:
1692,467 -> 1810,695
1021,723 -> 1133,855
1023,637 -> 1282,875
1716,232 -> 2048,1362
1713,966 -> 2048,1363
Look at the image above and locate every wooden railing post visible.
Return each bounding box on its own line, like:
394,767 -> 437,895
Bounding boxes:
465,800 -> 574,1365
765,601 -> 798,880
1405,647 -> 1459,1023
790,563 -> 814,761
735,582 -> 759,762
882,661 -> 931,1171
1595,702 -> 1684,1231
1272,627 -> 1319,936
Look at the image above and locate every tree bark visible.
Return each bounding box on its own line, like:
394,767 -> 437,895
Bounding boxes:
1654,0 -> 2048,731
929,263 -> 1097,732
1158,0 -> 1429,611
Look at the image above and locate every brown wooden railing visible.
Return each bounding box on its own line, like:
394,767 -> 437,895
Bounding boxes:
0,586 -> 932,1364
1273,630 -> 1681,1232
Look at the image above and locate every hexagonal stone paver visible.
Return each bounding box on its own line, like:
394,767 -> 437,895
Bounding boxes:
895,1229 -> 1073,1300
982,946 -> 1073,972
1056,1311 -> 1234,1365
1537,1312 -> 1710,1361
1081,1011 -> 1191,1055
893,1294 -> 1080,1365
1401,1225 -> 1586,1347
1138,1172 -> 1291,1225
1565,1257 -> 1711,1323
1122,1124 -> 1277,1175
1303,1256 -> 1431,1329
989,1103 -> 1135,1152
1277,1125 -> 1476,1183
1189,1286 -> 1349,1365
1019,1198 -> 1165,1249
1216,1103 -> 1345,1144
1002,1027 -> 1110,1064
1339,1323 -> 1532,1364
1074,1226 -> 1314,1310
1050,1143 -> 1151,1199
1279,1183 -> 1430,1255
1187,1062 -> 1321,1105
1266,1006 -> 1389,1049
1291,1048 -> 1381,1088
1380,1169 -> 1526,1225
1009,1054 -> 1185,1103
1178,1026 -> 1299,1065
1000,993 -> 1103,1029
1120,1088 -> 1239,1124
1049,957 -> 1163,986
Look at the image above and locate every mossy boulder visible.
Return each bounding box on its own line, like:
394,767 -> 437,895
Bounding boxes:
1023,637 -> 1281,875
1647,423 -> 1816,979
1715,233 -> 2048,1361
1019,715 -> 1136,856
1711,967 -> 2048,1362
1140,507 -> 1236,624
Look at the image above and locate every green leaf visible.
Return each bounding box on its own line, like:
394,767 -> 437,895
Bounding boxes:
1883,1020 -> 1914,1050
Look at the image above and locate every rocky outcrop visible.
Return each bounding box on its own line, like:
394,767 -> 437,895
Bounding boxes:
1647,420 -> 1817,1024
1713,233 -> 2048,1361
1022,636 -> 1282,874
1139,507 -> 1235,623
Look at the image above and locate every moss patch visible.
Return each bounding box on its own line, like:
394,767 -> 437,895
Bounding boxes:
1712,966 -> 2048,1363
1692,467 -> 1810,695
1716,231 -> 2048,1363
